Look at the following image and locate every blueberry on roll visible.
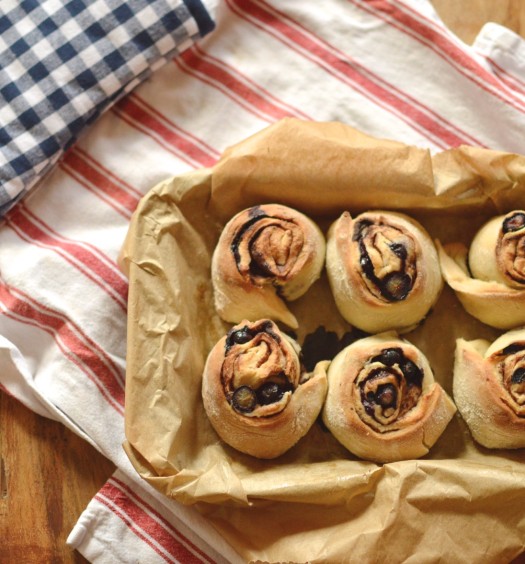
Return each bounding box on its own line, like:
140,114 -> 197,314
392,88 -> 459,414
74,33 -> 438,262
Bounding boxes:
202,319 -> 328,459
322,332 -> 456,463
326,210 -> 443,333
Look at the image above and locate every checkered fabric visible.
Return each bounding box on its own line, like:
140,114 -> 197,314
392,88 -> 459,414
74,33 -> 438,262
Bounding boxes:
0,0 -> 214,217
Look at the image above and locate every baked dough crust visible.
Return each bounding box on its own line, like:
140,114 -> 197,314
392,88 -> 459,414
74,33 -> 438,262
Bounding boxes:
326,210 -> 443,333
453,330 -> 525,449
202,319 -> 328,459
469,211 -> 525,289
437,238 -> 525,330
322,332 -> 456,463
211,204 -> 325,329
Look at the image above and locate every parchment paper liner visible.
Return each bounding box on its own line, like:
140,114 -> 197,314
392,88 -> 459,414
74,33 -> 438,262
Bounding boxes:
120,119 -> 525,563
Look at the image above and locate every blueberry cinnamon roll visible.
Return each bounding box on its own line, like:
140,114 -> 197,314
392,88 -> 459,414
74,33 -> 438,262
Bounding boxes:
322,332 -> 456,463
326,211 -> 442,333
454,329 -> 525,449
469,210 -> 525,288
438,210 -> 525,329
211,204 -> 325,329
202,319 -> 328,459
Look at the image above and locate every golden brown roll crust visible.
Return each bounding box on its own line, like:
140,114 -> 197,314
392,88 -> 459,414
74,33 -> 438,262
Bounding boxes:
469,211 -> 525,289
453,330 -> 525,449
202,319 -> 328,459
325,210 -> 443,333
211,204 -> 326,329
437,210 -> 525,329
322,332 -> 456,463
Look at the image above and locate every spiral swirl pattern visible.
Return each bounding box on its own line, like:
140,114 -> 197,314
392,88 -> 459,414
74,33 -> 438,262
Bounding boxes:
221,320 -> 300,417
354,219 -> 417,302
322,333 -> 456,462
232,207 -> 309,288
439,210 -> 525,330
326,211 -> 443,333
202,319 -> 328,458
454,329 -> 525,449
355,347 -> 423,431
497,210 -> 525,288
212,204 -> 325,328
490,342 -> 525,417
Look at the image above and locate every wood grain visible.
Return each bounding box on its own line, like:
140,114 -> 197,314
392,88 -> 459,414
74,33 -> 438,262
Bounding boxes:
0,392 -> 115,563
1,2 -> 524,563
432,0 -> 525,44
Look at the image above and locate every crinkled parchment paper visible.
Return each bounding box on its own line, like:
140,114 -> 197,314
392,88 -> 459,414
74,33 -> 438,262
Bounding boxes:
120,118 -> 525,563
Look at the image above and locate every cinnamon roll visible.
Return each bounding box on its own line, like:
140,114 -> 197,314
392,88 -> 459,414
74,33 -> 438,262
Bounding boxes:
437,210 -> 525,329
469,210 -> 525,288
326,211 -> 443,333
211,204 -> 325,329
454,329 -> 525,449
201,319 -> 328,459
322,332 -> 456,463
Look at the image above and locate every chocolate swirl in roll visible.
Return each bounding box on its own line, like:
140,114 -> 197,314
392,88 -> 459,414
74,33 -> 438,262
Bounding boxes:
322,332 -> 456,463
326,211 -> 443,333
469,210 -> 525,289
437,210 -> 525,329
356,347 -> 423,430
354,218 -> 417,302
212,204 -> 326,329
222,320 -> 299,417
454,329 -> 525,449
202,319 -> 328,459
499,211 -> 525,286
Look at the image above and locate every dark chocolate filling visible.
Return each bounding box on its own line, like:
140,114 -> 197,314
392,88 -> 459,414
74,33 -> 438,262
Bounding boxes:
352,219 -> 373,242
511,367 -> 525,385
247,238 -> 275,278
359,347 -> 423,420
301,326 -> 366,372
494,344 -> 525,405
371,347 -> 403,367
256,380 -> 294,405
360,368 -> 400,417
230,209 -> 270,272
375,383 -> 398,408
225,320 -> 280,352
500,343 -> 525,356
502,212 -> 525,234
224,321 -> 291,414
389,242 -> 408,260
399,358 -> 423,387
353,219 -> 414,302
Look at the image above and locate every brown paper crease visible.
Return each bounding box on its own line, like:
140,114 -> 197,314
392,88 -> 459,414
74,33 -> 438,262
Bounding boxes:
120,118 -> 525,563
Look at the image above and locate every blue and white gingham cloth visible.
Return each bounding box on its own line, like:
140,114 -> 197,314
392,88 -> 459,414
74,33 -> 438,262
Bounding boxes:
0,0 -> 214,217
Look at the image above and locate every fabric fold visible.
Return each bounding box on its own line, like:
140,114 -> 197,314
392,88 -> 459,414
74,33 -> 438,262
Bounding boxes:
472,22 -> 525,95
66,470 -> 242,564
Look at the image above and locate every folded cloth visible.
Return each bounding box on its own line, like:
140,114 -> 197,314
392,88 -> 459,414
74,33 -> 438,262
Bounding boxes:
66,470 -> 240,564
472,22 -> 525,95
1,0 -> 525,562
0,0 -> 214,217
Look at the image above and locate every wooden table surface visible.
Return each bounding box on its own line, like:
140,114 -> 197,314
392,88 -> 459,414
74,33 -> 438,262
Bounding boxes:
1,3 -> 525,563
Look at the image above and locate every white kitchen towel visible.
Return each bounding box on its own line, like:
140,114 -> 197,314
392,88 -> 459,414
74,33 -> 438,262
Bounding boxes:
472,22 -> 525,96
66,470 -> 240,564
1,0 -> 525,562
